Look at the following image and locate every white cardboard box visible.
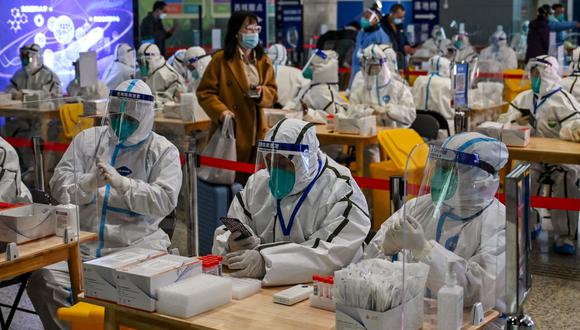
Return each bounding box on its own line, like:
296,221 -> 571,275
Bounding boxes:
0,204 -> 54,243
336,116 -> 377,136
83,248 -> 166,302
336,292 -> 424,330
475,122 -> 531,147
116,254 -> 202,311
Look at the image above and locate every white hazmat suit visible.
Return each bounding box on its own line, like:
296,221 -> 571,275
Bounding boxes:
6,43 -> 61,98
504,55 -> 580,254
0,137 -> 31,203
102,43 -> 135,90
479,30 -> 518,72
414,25 -> 452,59
183,47 -> 212,93
138,43 -> 185,104
510,21 -> 529,62
450,34 -> 477,64
213,119 -> 371,286
562,48 -> 580,102
412,55 -> 454,127
168,49 -> 191,83
267,44 -> 310,107
28,79 -> 183,330
350,44 -> 406,94
366,132 -> 508,312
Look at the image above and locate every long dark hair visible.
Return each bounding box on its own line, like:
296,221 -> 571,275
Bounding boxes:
224,11 -> 265,61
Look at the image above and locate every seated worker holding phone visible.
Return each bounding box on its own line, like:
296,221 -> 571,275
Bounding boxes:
212,119 -> 371,285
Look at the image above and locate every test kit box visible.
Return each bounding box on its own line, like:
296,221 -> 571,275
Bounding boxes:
475,122 -> 531,147
115,254 -> 202,312
0,204 -> 54,244
336,116 -> 377,136
83,248 -> 166,302
335,292 -> 423,330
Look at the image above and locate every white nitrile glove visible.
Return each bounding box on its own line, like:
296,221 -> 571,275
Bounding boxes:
560,121 -> 580,142
227,230 -> 260,252
78,170 -> 106,193
382,215 -> 431,260
224,250 -> 266,279
96,159 -> 131,194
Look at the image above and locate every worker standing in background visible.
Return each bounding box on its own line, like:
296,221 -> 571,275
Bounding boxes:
348,5 -> 390,89
479,29 -> 518,72
381,3 -> 414,69
140,1 -> 177,56
550,3 -> 579,47
510,21 -> 529,62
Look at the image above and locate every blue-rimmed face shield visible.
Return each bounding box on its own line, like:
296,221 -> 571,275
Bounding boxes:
105,89 -> 154,143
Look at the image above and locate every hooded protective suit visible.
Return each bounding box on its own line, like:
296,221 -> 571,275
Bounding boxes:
562,48 -> 580,102
415,25 -> 452,59
412,55 -> 454,128
66,60 -> 109,101
350,44 -> 406,93
138,43 -> 185,103
366,132 -> 508,311
350,44 -> 416,128
267,44 -> 310,107
0,137 -> 31,203
168,49 -> 191,83
183,47 -> 212,93
450,34 -> 477,63
510,21 -> 529,61
213,119 -> 371,286
102,43 -> 135,90
479,30 -> 518,72
6,44 -> 61,98
285,50 -> 347,123
504,55 -> 580,254
28,79 -> 182,330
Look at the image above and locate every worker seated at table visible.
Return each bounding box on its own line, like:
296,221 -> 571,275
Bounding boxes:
562,48 -> 580,102
102,43 -> 136,90
267,44 -> 310,108
6,43 -> 61,100
66,59 -> 109,101
27,79 -> 183,330
350,44 -> 416,128
412,55 -> 453,134
502,55 -> 580,255
448,33 -> 477,64
479,29 -> 518,72
137,43 -> 185,104
0,136 -> 32,204
284,50 -> 347,123
350,44 -> 407,93
183,46 -> 212,93
413,25 -> 451,59
168,49 -> 190,84
213,119 -> 371,286
366,132 -> 508,315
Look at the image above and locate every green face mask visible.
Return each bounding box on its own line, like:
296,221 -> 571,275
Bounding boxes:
557,14 -> 565,22
302,67 -> 313,80
20,57 -> 30,67
111,115 -> 139,142
531,76 -> 541,93
268,167 -> 295,199
430,167 -> 458,203
454,40 -> 463,49
140,64 -> 149,77
360,17 -> 371,29
191,69 -> 200,80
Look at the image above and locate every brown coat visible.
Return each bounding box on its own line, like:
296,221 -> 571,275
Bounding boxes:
197,50 -> 277,163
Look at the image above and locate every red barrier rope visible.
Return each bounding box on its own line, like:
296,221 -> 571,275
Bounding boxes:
405,70 -> 525,80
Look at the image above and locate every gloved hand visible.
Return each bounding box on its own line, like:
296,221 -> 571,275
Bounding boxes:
227,230 -> 260,252
96,159 -> 131,194
78,170 -> 106,192
382,215 -> 432,260
224,250 -> 266,279
561,121 -> 580,142
370,104 -> 390,115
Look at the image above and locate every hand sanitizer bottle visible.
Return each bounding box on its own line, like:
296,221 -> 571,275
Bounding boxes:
54,194 -> 79,237
437,259 -> 464,330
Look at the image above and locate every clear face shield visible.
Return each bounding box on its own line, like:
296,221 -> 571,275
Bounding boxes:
103,90 -> 152,144
186,54 -> 210,80
302,49 -> 327,79
255,140 -> 311,200
362,55 -> 390,89
398,142 -> 505,320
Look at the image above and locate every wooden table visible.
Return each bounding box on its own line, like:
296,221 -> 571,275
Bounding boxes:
0,104 -> 60,142
316,126 -> 389,177
507,137 -> 580,165
80,286 -> 498,330
0,231 -> 97,303
154,117 -> 211,136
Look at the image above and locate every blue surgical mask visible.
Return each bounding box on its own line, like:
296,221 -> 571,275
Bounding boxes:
241,33 -> 260,49
302,67 -> 313,79
21,57 -> 30,67
557,14 -> 565,22
531,76 -> 541,93
393,18 -> 403,25
111,115 -> 139,142
360,17 -> 371,29
430,168 -> 458,203
269,167 -> 295,199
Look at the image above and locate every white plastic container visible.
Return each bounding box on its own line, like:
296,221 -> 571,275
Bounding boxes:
54,195 -> 79,237
437,260 -> 464,330
0,204 -> 55,243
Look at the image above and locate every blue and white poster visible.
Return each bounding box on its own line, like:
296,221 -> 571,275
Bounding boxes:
412,0 -> 439,43
0,0 -> 135,91
231,0 -> 268,46
454,62 -> 468,107
276,0 -> 303,52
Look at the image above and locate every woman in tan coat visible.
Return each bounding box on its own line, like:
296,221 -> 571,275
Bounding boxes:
197,11 -> 277,164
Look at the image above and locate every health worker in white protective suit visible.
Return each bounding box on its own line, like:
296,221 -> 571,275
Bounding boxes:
66,60 -> 109,101
562,48 -> 580,102
414,25 -> 452,59
267,44 -> 310,107
102,43 -> 136,90
503,55 -> 580,255
350,44 -> 406,94
449,33 -> 477,64
366,132 -> 509,312
510,20 -> 529,62
350,44 -> 416,127
479,30 -> 518,72
137,43 -> 185,104
0,137 -> 31,203
213,119 -> 371,285
6,43 -> 61,99
285,50 -> 347,123
168,49 -> 191,83
183,46 -> 212,93
27,79 -> 183,330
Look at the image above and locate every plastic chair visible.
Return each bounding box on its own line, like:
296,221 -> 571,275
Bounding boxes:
59,103 -> 94,140
503,69 -> 529,103
57,303 -> 134,330
369,129 -> 426,230
411,113 -> 440,140
416,110 -> 451,137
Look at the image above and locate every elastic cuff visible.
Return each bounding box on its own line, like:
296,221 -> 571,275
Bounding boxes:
413,241 -> 433,261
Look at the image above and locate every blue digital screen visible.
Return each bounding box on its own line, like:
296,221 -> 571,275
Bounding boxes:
0,0 -> 135,91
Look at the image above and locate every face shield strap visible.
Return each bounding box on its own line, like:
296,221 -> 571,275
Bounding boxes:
294,123 -> 316,145
269,118 -> 288,141
187,53 -> 210,65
